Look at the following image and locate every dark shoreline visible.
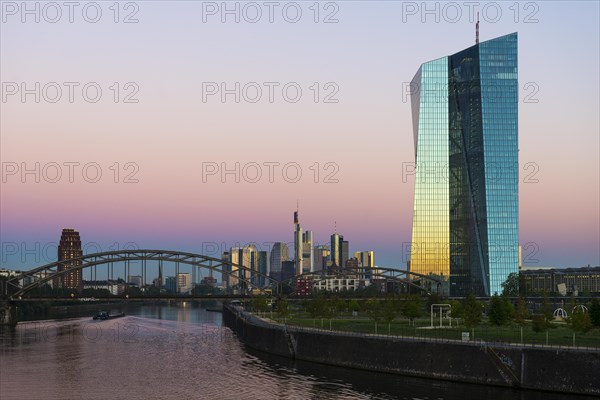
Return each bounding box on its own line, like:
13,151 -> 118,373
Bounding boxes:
223,304 -> 600,396
15,299 -> 218,322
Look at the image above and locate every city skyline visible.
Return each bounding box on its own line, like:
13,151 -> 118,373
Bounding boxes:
2,2 -> 599,271
1,3 -> 599,399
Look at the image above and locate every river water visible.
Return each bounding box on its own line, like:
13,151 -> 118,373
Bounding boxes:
0,304 -> 594,400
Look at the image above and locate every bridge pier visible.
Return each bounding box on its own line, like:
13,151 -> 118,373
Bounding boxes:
0,300 -> 17,327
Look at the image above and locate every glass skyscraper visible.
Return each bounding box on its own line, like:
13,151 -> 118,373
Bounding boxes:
410,33 -> 519,296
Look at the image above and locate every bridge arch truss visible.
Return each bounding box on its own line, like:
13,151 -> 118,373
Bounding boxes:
4,249 -> 278,299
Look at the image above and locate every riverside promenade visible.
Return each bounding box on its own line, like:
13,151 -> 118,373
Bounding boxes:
223,304 -> 600,396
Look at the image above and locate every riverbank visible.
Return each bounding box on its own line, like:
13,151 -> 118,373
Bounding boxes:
223,304 -> 600,396
280,313 -> 600,348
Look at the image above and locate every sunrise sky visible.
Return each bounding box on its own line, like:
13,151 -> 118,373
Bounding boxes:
1,1 -> 599,271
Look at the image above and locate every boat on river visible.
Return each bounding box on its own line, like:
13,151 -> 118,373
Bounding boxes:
92,311 -> 125,320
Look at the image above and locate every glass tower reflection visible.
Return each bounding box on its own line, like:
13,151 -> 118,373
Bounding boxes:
410,33 -> 519,296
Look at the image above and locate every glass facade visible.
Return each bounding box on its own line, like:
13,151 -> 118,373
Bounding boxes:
410,57 -> 450,284
410,33 -> 518,296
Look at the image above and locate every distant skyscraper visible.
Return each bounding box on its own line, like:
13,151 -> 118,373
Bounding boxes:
302,230 -> 314,274
165,276 -> 177,294
410,33 -> 519,296
221,251 -> 231,286
294,210 -> 303,275
314,245 -> 330,273
280,260 -> 296,282
344,257 -> 360,279
128,275 -> 143,287
341,240 -> 349,269
230,245 -> 259,289
354,251 -> 375,268
257,251 -> 268,287
269,242 -> 289,281
329,233 -> 349,272
56,228 -> 83,292
355,251 -> 375,279
176,273 -> 192,294
330,233 -> 342,268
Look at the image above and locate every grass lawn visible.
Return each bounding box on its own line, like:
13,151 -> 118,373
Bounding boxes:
271,312 -> 600,348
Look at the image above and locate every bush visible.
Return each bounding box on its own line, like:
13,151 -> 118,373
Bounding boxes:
589,298 -> 600,327
531,314 -> 551,333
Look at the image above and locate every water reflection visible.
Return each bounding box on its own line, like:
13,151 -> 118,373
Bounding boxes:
0,305 -> 595,400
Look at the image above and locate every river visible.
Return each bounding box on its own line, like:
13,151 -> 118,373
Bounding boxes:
0,304 -> 594,400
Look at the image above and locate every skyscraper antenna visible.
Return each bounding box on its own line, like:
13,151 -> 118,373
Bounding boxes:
476,12 -> 480,44
334,221 -> 337,233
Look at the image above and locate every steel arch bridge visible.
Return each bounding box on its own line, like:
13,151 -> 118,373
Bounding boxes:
3,249 -> 278,299
283,266 -> 445,295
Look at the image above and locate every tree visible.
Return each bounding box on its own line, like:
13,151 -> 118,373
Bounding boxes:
501,272 -> 520,297
276,297 -> 290,320
461,294 -> 483,329
540,292 -> 554,321
381,299 -> 399,334
426,293 -> 441,310
334,296 -> 346,314
401,296 -> 422,326
250,296 -> 269,315
348,299 -> 360,314
448,300 -> 463,320
193,284 -> 220,296
488,295 -> 514,326
366,299 -> 384,333
567,307 -> 593,334
567,306 -> 593,346
589,298 -> 600,327
306,294 -> 326,319
306,294 -> 330,327
513,297 -> 529,326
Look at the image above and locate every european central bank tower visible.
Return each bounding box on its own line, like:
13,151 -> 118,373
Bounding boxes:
410,33 -> 519,297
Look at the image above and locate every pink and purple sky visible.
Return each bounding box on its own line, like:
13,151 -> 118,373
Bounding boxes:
1,1 -> 599,270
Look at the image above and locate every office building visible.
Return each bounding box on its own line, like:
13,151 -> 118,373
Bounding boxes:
128,275 -> 143,287
314,245 -> 330,273
294,210 -> 303,275
257,250 -> 268,287
302,230 -> 314,274
165,276 -> 177,294
521,266 -> 600,295
330,233 -> 343,270
341,240 -> 349,269
221,251 -> 232,286
269,242 -> 289,280
355,251 -> 375,279
409,33 -> 519,296
56,228 -> 83,292
229,245 -> 259,289
176,273 -> 192,294
280,260 -> 296,283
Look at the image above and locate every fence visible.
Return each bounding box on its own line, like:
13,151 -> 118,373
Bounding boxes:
237,308 -> 600,352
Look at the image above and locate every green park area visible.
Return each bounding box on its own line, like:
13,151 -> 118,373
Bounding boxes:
249,294 -> 600,348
